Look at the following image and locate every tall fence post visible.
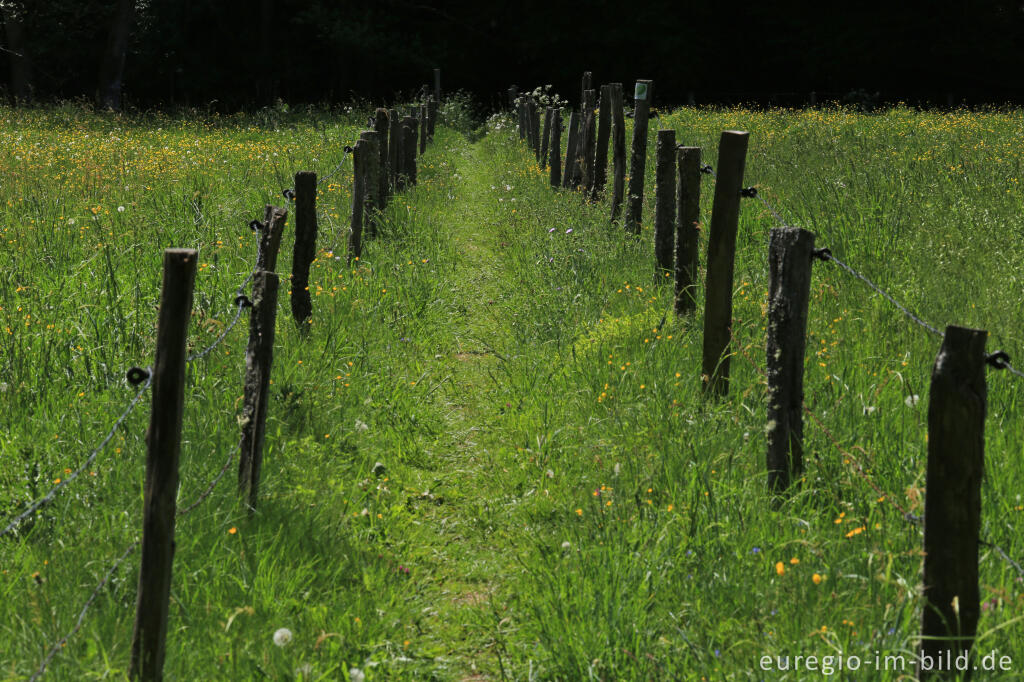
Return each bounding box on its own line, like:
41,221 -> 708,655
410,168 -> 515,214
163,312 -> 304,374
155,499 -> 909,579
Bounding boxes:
418,105 -> 427,155
388,108 -> 401,194
701,130 -> 750,396
562,110 -> 581,190
129,248 -> 197,682
765,227 -> 815,496
374,108 -> 390,208
402,115 -> 418,186
609,83 -> 626,221
359,130 -> 380,238
549,108 -> 562,187
581,89 -> 597,196
580,71 -> 592,110
920,325 -> 986,678
592,84 -> 611,201
257,205 -> 287,271
290,171 -> 318,328
675,146 -> 702,315
654,129 -> 676,278
625,79 -> 653,234
540,106 -> 553,170
237,270 -> 281,513
517,98 -> 527,140
527,98 -> 538,160
348,139 -> 367,264
428,96 -> 438,139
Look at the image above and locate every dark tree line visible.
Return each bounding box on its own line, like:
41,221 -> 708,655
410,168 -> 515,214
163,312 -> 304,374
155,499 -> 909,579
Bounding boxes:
1,0 -> 1022,111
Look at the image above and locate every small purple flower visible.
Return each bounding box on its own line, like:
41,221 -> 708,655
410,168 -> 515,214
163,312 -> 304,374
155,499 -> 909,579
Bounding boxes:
565,228 -> 573,234
548,227 -> 556,233
751,547 -> 761,554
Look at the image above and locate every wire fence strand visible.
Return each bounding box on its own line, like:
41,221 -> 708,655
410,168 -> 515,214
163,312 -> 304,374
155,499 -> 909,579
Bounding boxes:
0,374 -> 153,539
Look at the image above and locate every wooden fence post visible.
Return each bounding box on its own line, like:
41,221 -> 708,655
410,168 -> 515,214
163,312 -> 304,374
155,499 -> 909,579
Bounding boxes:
701,130 -> 750,397
418,105 -> 427,155
359,130 -> 380,238
428,97 -> 438,139
129,248 -> 197,682
374,109 -> 390,207
562,110 -> 581,189
531,100 -> 541,162
580,71 -> 592,110
540,106 -> 553,170
237,269 -> 281,513
348,139 -> 367,264
654,129 -> 676,278
290,171 -> 317,327
256,205 -> 287,271
625,79 -> 653,234
517,99 -> 527,140
592,84 -> 611,201
581,89 -> 597,196
675,146 -> 701,315
388,108 -> 401,193
609,83 -> 626,221
549,108 -> 562,187
402,115 -> 418,186
765,227 -> 815,496
920,325 -> 986,678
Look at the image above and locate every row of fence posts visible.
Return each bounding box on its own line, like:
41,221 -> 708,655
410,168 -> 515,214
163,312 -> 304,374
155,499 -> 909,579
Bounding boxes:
512,72 -> 1001,679
126,84 -> 441,680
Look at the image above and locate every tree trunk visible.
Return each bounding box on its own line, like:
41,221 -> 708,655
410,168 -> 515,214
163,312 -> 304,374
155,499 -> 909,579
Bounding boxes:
97,0 -> 136,110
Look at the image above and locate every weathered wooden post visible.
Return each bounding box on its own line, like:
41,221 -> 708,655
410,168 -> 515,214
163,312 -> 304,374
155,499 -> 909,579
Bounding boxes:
581,89 -> 597,196
540,107 -> 553,169
256,205 -> 287,271
580,71 -> 592,110
531,100 -> 541,162
675,146 -> 702,315
348,139 -> 367,264
609,83 -> 626,221
403,116 -> 418,185
654,129 -> 676,278
765,227 -> 816,496
592,84 -> 611,201
237,269 -> 281,513
428,97 -> 438,139
290,171 -> 317,327
129,248 -> 197,682
388,108 -> 401,193
419,105 -> 427,155
562,111 -> 581,189
517,99 -> 528,140
549,108 -> 562,187
701,130 -> 750,397
374,109 -> 390,206
359,130 -> 380,238
625,79 -> 653,234
920,325 -> 987,679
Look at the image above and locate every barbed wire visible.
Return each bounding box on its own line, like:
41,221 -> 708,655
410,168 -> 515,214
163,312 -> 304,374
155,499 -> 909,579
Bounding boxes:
177,443 -> 239,518
0,373 -> 153,540
28,538 -> 140,681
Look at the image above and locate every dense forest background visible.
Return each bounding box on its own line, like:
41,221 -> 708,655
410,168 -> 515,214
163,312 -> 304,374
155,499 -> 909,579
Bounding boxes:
1,0 -> 1022,112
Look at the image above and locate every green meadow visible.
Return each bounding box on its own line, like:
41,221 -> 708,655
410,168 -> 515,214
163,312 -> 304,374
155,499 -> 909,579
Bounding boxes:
1,99 -> 1022,680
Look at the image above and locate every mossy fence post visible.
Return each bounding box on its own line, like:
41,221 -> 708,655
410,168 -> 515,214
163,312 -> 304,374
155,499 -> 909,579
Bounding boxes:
625,79 -> 653,234
654,129 -> 676,278
290,170 -> 318,328
675,146 -> 702,315
609,83 -> 626,221
549,108 -> 562,187
765,227 -> 815,497
592,84 -> 611,200
701,130 -> 749,397
920,325 -> 986,679
129,248 -> 197,682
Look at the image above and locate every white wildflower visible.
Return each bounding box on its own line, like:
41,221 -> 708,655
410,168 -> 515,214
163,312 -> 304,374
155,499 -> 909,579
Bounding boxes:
273,627 -> 293,647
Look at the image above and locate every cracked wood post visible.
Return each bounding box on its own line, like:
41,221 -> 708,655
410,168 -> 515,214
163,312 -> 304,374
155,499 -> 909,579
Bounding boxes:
675,146 -> 701,315
540,106 -> 553,171
654,129 -> 676,279
290,171 -> 317,327
920,325 -> 986,679
609,83 -> 626,222
592,84 -> 611,201
129,248 -> 197,682
359,130 -> 380,238
402,115 -> 418,186
765,227 -> 815,497
348,138 -> 367,264
388,108 -> 401,193
374,108 -> 390,207
237,270 -> 281,514
625,79 -> 653,234
256,205 -> 287,272
701,130 -> 749,397
562,110 -> 580,190
549,107 -> 562,188
581,89 -> 597,197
